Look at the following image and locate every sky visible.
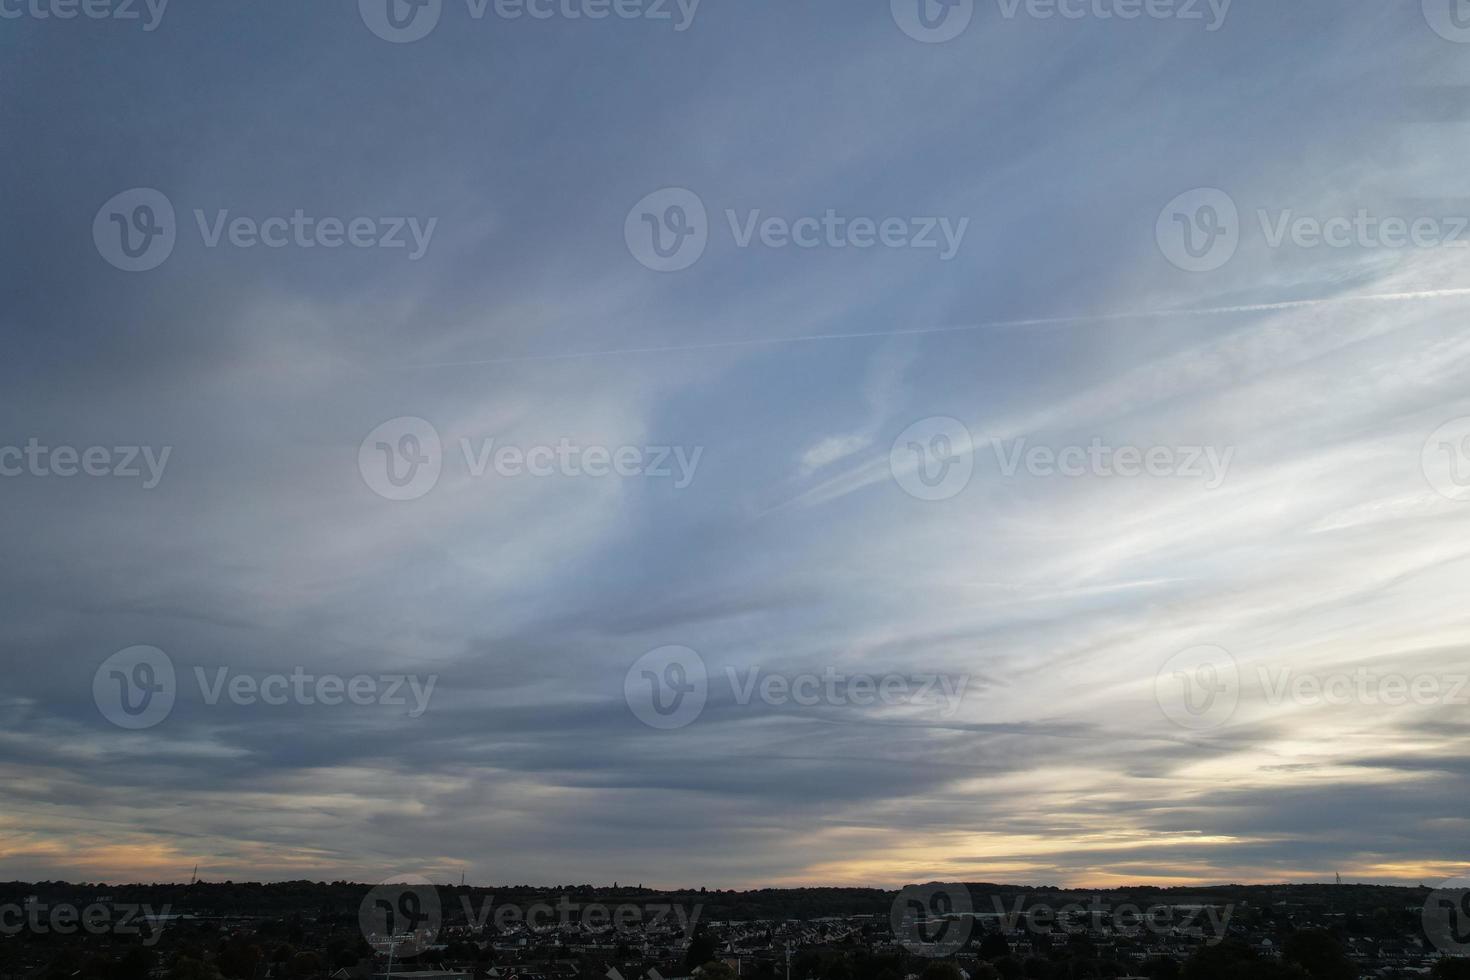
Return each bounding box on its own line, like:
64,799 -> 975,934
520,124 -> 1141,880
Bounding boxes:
4,0 -> 1470,889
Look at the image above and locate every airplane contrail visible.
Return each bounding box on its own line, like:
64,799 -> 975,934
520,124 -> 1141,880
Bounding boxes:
403,286 -> 1470,369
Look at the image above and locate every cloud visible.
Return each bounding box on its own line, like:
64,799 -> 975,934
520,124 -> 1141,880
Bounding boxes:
3,0 -> 1469,888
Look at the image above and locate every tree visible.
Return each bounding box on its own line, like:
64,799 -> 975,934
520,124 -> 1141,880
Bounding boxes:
683,933 -> 717,970
287,952 -> 322,980
917,962 -> 962,980
821,956 -> 853,980
111,948 -> 158,980
1181,941 -> 1260,980
45,950 -> 86,980
1143,958 -> 1180,980
991,957 -> 1023,980
1281,930 -> 1355,980
215,938 -> 262,980
168,958 -> 224,980
1251,967 -> 1312,980
977,934 -> 1009,962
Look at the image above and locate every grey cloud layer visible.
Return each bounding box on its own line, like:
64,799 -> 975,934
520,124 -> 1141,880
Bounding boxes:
2,0 -> 1469,886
